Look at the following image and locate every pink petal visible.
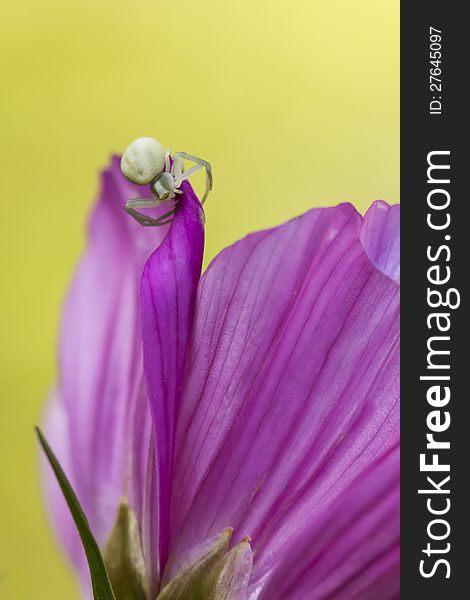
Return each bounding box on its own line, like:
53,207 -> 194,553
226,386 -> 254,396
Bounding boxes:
360,201 -> 400,283
167,202 -> 399,589
43,157 -> 167,567
258,445 -> 399,600
140,179 -> 205,571
41,391 -> 89,590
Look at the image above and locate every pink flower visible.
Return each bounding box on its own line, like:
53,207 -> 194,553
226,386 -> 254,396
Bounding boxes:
42,157 -> 399,599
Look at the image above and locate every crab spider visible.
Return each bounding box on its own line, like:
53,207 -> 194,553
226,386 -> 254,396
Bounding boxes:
120,137 -> 213,227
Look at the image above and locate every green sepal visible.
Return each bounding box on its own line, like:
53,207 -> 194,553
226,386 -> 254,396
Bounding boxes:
157,529 -> 252,600
36,426 -> 117,600
104,500 -> 150,600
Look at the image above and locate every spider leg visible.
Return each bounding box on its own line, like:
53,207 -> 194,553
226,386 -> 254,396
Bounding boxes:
164,149 -> 171,172
172,153 -> 185,187
125,197 -> 177,227
172,156 -> 204,190
173,151 -> 213,204
125,197 -> 161,210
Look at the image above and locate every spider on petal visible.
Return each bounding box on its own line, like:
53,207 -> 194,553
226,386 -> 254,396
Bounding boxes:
120,136 -> 213,227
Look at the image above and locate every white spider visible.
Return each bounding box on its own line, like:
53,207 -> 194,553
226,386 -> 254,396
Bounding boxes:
120,137 -> 213,226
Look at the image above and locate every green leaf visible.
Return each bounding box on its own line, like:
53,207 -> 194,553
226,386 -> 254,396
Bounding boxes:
36,426 -> 117,600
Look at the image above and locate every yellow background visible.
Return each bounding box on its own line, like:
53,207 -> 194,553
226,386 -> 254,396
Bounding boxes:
0,1 -> 399,597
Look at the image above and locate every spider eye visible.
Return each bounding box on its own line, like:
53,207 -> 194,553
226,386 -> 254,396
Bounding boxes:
121,137 -> 165,185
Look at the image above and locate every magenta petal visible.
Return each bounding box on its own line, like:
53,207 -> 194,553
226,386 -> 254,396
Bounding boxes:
169,202 -> 399,588
360,201 -> 400,283
259,446 -> 400,600
42,392 -> 88,587
140,180 -> 205,570
43,158 -> 167,562
127,378 -> 161,596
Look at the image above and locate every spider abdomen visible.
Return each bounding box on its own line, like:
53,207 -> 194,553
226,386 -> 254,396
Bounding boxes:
121,137 -> 165,185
